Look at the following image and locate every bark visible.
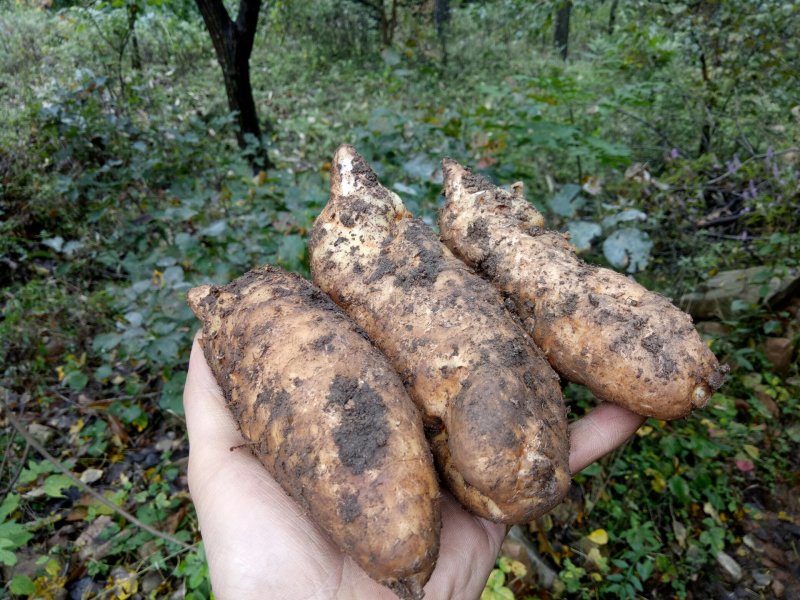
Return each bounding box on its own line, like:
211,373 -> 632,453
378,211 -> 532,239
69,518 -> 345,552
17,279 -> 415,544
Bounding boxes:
195,0 -> 272,169
352,0 -> 399,46
697,37 -> 714,156
434,0 -> 450,66
607,0 -> 619,36
127,4 -> 142,70
554,0 -> 572,60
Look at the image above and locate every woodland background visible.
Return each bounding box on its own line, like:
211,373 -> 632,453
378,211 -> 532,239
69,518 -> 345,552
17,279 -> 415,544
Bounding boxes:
1,0 -> 799,598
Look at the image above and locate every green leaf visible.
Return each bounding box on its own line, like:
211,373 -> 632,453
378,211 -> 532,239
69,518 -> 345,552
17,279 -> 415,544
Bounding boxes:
65,371 -> 89,392
160,371 -> 187,416
43,474 -> 75,498
10,575 -> 36,595
485,568 -> 505,588
0,547 -> 18,567
548,184 -> 583,217
277,234 -> 306,273
494,588 -> 515,600
568,221 -> 602,251
0,521 -> 33,547
668,475 -> 691,504
603,227 -> 652,273
0,494 -> 20,522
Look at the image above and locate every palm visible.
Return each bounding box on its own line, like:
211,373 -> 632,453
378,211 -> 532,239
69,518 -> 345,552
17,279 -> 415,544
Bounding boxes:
184,337 -> 643,600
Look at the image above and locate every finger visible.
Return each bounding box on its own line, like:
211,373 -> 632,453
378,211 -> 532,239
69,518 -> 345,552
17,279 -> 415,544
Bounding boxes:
420,494 -> 507,600
568,402 -> 646,474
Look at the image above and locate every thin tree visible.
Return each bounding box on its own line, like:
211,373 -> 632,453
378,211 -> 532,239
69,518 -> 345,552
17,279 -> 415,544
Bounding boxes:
554,0 -> 572,60
607,0 -> 619,35
434,0 -> 450,66
195,0 -> 273,169
350,0 -> 399,46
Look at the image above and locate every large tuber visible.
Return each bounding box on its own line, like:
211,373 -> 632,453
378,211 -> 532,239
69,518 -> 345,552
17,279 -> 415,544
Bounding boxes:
440,160 -> 727,420
187,265 -> 440,600
309,145 -> 570,524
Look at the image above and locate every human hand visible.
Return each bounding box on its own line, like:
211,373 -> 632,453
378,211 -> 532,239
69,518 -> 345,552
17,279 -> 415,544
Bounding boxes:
184,335 -> 645,600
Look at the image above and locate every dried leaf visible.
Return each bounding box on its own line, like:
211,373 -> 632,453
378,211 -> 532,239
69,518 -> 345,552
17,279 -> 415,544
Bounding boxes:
587,529 -> 609,545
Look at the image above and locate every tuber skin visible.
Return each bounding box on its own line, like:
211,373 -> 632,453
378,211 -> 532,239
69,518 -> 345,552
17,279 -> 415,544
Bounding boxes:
440,160 -> 727,420
309,145 -> 570,524
187,266 -> 440,600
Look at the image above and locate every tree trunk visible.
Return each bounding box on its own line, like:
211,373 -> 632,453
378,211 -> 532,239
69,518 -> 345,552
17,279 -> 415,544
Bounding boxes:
379,0 -> 398,46
434,0 -> 450,66
696,38 -> 714,156
607,0 -> 618,36
554,0 -> 572,60
127,4 -> 142,70
195,0 -> 273,169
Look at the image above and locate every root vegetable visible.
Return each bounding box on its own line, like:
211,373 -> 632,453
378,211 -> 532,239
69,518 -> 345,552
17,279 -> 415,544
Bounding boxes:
187,266 -> 440,600
309,145 -> 570,524
440,160 -> 726,420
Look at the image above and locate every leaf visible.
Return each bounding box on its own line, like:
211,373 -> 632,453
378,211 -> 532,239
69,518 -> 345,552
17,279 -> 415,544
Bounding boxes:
587,529 -> 609,545
62,240 -> 84,256
160,372 -> 187,416
402,155 -> 437,181
743,444 -> 760,459
601,209 -> 647,229
10,575 -> 36,595
568,221 -> 602,251
494,588 -> 514,600
199,219 -> 227,237
393,182 -> 418,196
0,546 -> 18,566
497,556 -> 512,573
42,236 -> 64,252
668,475 -> 691,504
0,494 -> 20,522
276,234 -> 306,273
636,559 -> 654,581
485,569 -> 505,588
602,227 -> 652,272
509,559 -> 527,577
43,474 -> 74,498
548,184 -> 583,217
672,520 -> 687,548
0,521 -> 33,548
80,468 -> 104,484
64,371 -> 89,392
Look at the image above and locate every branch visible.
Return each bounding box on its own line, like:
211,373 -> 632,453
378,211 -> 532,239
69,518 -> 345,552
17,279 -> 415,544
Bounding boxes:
3,408 -> 192,551
235,0 -> 263,56
612,106 -> 678,152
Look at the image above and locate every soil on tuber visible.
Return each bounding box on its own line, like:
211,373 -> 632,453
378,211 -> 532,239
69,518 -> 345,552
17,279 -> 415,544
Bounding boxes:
187,265 -> 441,600
440,160 -> 727,420
309,145 -> 570,524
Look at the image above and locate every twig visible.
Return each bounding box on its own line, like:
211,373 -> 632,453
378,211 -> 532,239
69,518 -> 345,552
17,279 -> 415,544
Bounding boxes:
704,148 -> 799,185
0,441 -> 29,503
3,410 -> 192,550
696,212 -> 747,229
612,106 -> 678,152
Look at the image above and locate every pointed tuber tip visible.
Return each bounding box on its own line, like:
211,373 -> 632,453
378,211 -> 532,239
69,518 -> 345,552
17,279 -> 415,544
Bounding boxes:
187,285 -> 213,320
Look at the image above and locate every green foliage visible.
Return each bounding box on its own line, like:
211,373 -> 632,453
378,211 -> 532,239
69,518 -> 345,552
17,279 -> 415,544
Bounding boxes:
0,495 -> 34,566
1,0 -> 797,597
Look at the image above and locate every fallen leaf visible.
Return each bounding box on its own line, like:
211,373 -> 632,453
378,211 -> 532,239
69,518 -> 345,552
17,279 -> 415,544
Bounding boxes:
587,529 -> 609,545
80,468 -> 103,484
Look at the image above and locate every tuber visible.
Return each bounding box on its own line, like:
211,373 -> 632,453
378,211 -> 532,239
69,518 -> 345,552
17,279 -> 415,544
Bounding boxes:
187,265 -> 440,600
440,160 -> 727,420
309,145 -> 570,524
